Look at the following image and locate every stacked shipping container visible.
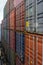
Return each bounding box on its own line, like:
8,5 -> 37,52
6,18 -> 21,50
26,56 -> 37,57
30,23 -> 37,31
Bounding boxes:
2,0 -> 16,65
24,0 -> 43,65
1,0 -> 43,65
14,0 -> 25,65
15,0 -> 25,65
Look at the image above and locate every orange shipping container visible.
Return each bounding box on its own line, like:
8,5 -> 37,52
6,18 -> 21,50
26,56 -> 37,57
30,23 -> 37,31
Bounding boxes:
36,35 -> 43,65
25,33 -> 43,65
25,33 -> 36,65
10,8 -> 16,30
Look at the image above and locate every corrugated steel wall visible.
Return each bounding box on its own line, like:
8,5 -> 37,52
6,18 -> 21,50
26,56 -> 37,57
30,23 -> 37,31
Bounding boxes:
1,0 -> 43,65
16,32 -> 24,62
10,8 -> 16,30
25,33 -> 36,65
16,1 -> 25,31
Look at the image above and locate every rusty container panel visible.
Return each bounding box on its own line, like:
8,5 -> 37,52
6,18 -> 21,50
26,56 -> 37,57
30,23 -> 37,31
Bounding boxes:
16,1 -> 25,31
36,35 -> 43,65
10,9 -> 16,30
10,30 -> 15,52
25,33 -> 36,65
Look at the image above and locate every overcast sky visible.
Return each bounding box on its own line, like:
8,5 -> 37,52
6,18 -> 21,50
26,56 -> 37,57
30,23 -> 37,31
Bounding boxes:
0,0 -> 7,24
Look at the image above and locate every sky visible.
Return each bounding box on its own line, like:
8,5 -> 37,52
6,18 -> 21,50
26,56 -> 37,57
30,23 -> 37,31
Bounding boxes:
0,0 -> 7,24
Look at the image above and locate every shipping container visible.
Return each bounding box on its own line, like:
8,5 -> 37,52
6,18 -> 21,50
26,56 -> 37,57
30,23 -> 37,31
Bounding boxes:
16,32 -> 24,62
25,0 -> 36,32
36,0 -> 43,34
25,33 -> 36,65
10,8 -> 16,30
36,34 -> 43,65
4,0 -> 24,18
16,1 -> 25,31
10,30 -> 15,52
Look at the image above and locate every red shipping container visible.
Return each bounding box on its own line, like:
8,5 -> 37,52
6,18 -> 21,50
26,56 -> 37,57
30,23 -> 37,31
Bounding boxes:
10,8 -> 16,30
10,30 -> 15,52
36,35 -> 43,65
16,1 -> 25,31
25,33 -> 36,65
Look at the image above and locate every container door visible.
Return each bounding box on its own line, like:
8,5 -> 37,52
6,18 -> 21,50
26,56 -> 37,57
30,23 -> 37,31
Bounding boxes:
36,0 -> 43,34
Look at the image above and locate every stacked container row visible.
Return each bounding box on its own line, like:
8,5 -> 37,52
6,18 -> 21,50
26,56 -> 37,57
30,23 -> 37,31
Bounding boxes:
1,0 -> 43,65
2,0 -> 16,65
